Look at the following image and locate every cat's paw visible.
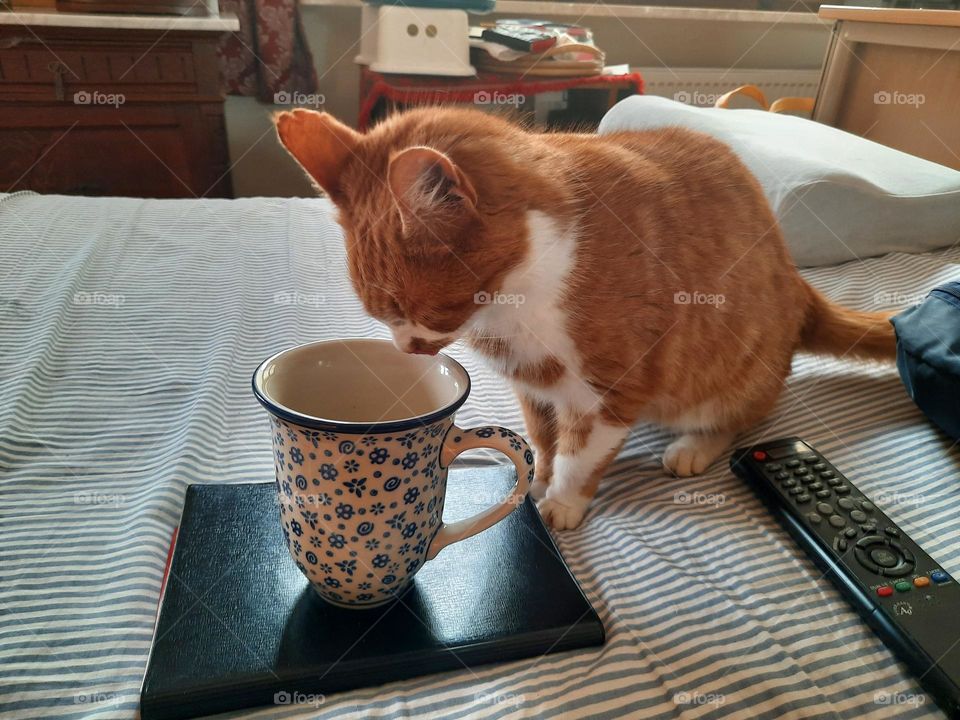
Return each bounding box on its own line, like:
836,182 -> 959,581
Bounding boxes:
529,479 -> 549,502
536,497 -> 587,530
663,431 -> 734,477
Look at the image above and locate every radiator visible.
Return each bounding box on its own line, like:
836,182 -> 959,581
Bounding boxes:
636,67 -> 823,107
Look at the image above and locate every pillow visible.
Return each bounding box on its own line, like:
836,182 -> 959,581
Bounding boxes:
599,95 -> 960,267
891,282 -> 960,441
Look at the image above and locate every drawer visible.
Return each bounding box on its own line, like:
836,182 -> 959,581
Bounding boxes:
0,103 -> 232,197
0,27 -> 223,102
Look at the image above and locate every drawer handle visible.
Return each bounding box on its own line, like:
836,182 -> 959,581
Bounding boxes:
48,62 -> 66,101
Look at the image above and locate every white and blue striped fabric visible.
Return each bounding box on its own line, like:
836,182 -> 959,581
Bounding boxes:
1,192 -> 958,720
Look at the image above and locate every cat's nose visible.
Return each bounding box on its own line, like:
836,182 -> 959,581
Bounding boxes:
393,335 -> 448,355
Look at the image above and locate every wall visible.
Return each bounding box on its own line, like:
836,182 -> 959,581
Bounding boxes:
225,4 -> 831,197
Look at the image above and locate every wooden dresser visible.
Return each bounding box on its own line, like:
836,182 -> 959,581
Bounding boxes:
0,11 -> 239,197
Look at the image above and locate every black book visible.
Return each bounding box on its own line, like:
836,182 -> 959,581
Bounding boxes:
140,466 -> 605,720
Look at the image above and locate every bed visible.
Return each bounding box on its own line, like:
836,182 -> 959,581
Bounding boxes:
1,190 -> 959,719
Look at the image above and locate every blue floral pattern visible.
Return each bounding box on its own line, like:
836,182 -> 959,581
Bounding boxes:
269,415 -> 534,608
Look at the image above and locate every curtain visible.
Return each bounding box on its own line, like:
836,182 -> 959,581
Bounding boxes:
218,0 -> 319,102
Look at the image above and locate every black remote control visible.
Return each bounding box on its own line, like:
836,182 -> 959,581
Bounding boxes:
731,438 -> 960,718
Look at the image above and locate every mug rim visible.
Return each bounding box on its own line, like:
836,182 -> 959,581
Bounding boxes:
252,338 -> 471,434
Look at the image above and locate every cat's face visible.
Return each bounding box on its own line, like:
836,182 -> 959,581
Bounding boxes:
275,109 -> 523,355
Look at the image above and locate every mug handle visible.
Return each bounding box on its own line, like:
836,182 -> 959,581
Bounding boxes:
426,425 -> 535,560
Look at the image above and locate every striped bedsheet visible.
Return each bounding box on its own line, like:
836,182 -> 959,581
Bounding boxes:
1,191 -> 958,720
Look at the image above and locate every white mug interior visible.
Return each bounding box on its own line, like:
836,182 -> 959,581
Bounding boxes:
253,338 -> 470,426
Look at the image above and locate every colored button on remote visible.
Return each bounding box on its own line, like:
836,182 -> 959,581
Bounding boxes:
895,581 -> 912,592
931,570 -> 951,584
914,576 -> 930,588
877,585 -> 894,597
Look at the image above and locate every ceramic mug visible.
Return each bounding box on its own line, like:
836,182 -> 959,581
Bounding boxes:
252,338 -> 534,609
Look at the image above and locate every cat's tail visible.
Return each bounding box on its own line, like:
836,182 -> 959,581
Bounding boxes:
799,282 -> 897,361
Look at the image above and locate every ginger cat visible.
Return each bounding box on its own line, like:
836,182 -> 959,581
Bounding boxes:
275,107 -> 895,530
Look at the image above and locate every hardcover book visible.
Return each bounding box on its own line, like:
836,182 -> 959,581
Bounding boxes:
140,466 -> 605,720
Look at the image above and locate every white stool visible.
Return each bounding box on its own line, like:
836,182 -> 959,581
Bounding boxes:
355,5 -> 475,77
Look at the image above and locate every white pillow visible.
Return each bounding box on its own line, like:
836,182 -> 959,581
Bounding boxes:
599,95 -> 960,267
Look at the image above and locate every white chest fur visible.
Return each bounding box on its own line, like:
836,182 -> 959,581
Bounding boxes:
470,211 -> 600,415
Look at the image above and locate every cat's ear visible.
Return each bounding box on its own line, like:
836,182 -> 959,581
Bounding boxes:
275,109 -> 361,199
387,146 -> 478,232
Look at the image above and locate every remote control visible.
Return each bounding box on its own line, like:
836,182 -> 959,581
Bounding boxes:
731,438 -> 960,718
481,26 -> 557,54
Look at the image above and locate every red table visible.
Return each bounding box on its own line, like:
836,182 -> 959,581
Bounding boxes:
358,66 -> 644,131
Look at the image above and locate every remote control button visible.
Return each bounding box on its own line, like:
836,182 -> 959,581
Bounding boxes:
795,493 -> 811,504
794,467 -> 811,477
835,485 -> 851,495
884,527 -> 900,538
861,521 -> 878,533
829,515 -> 846,528
816,490 -> 832,499
783,478 -> 798,488
820,470 -> 836,479
914,576 -> 931,588
807,512 -> 822,524
837,498 -> 855,511
887,541 -> 914,563
931,570 -> 951,584
775,471 -> 790,481
856,552 -> 881,573
826,477 -> 842,487
764,463 -> 782,473
877,586 -> 894,597
816,502 -> 833,515
800,476 -> 816,486
807,481 -> 823,491
843,527 -> 858,538
859,500 -> 875,513
812,462 -> 827,471
850,510 -> 867,523
836,538 -> 849,552
882,563 -> 915,578
789,487 -> 804,496
857,535 -> 886,549
800,454 -> 818,464
753,450 -> 768,461
870,548 -> 899,568
786,459 -> 801,468
894,580 -> 911,592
